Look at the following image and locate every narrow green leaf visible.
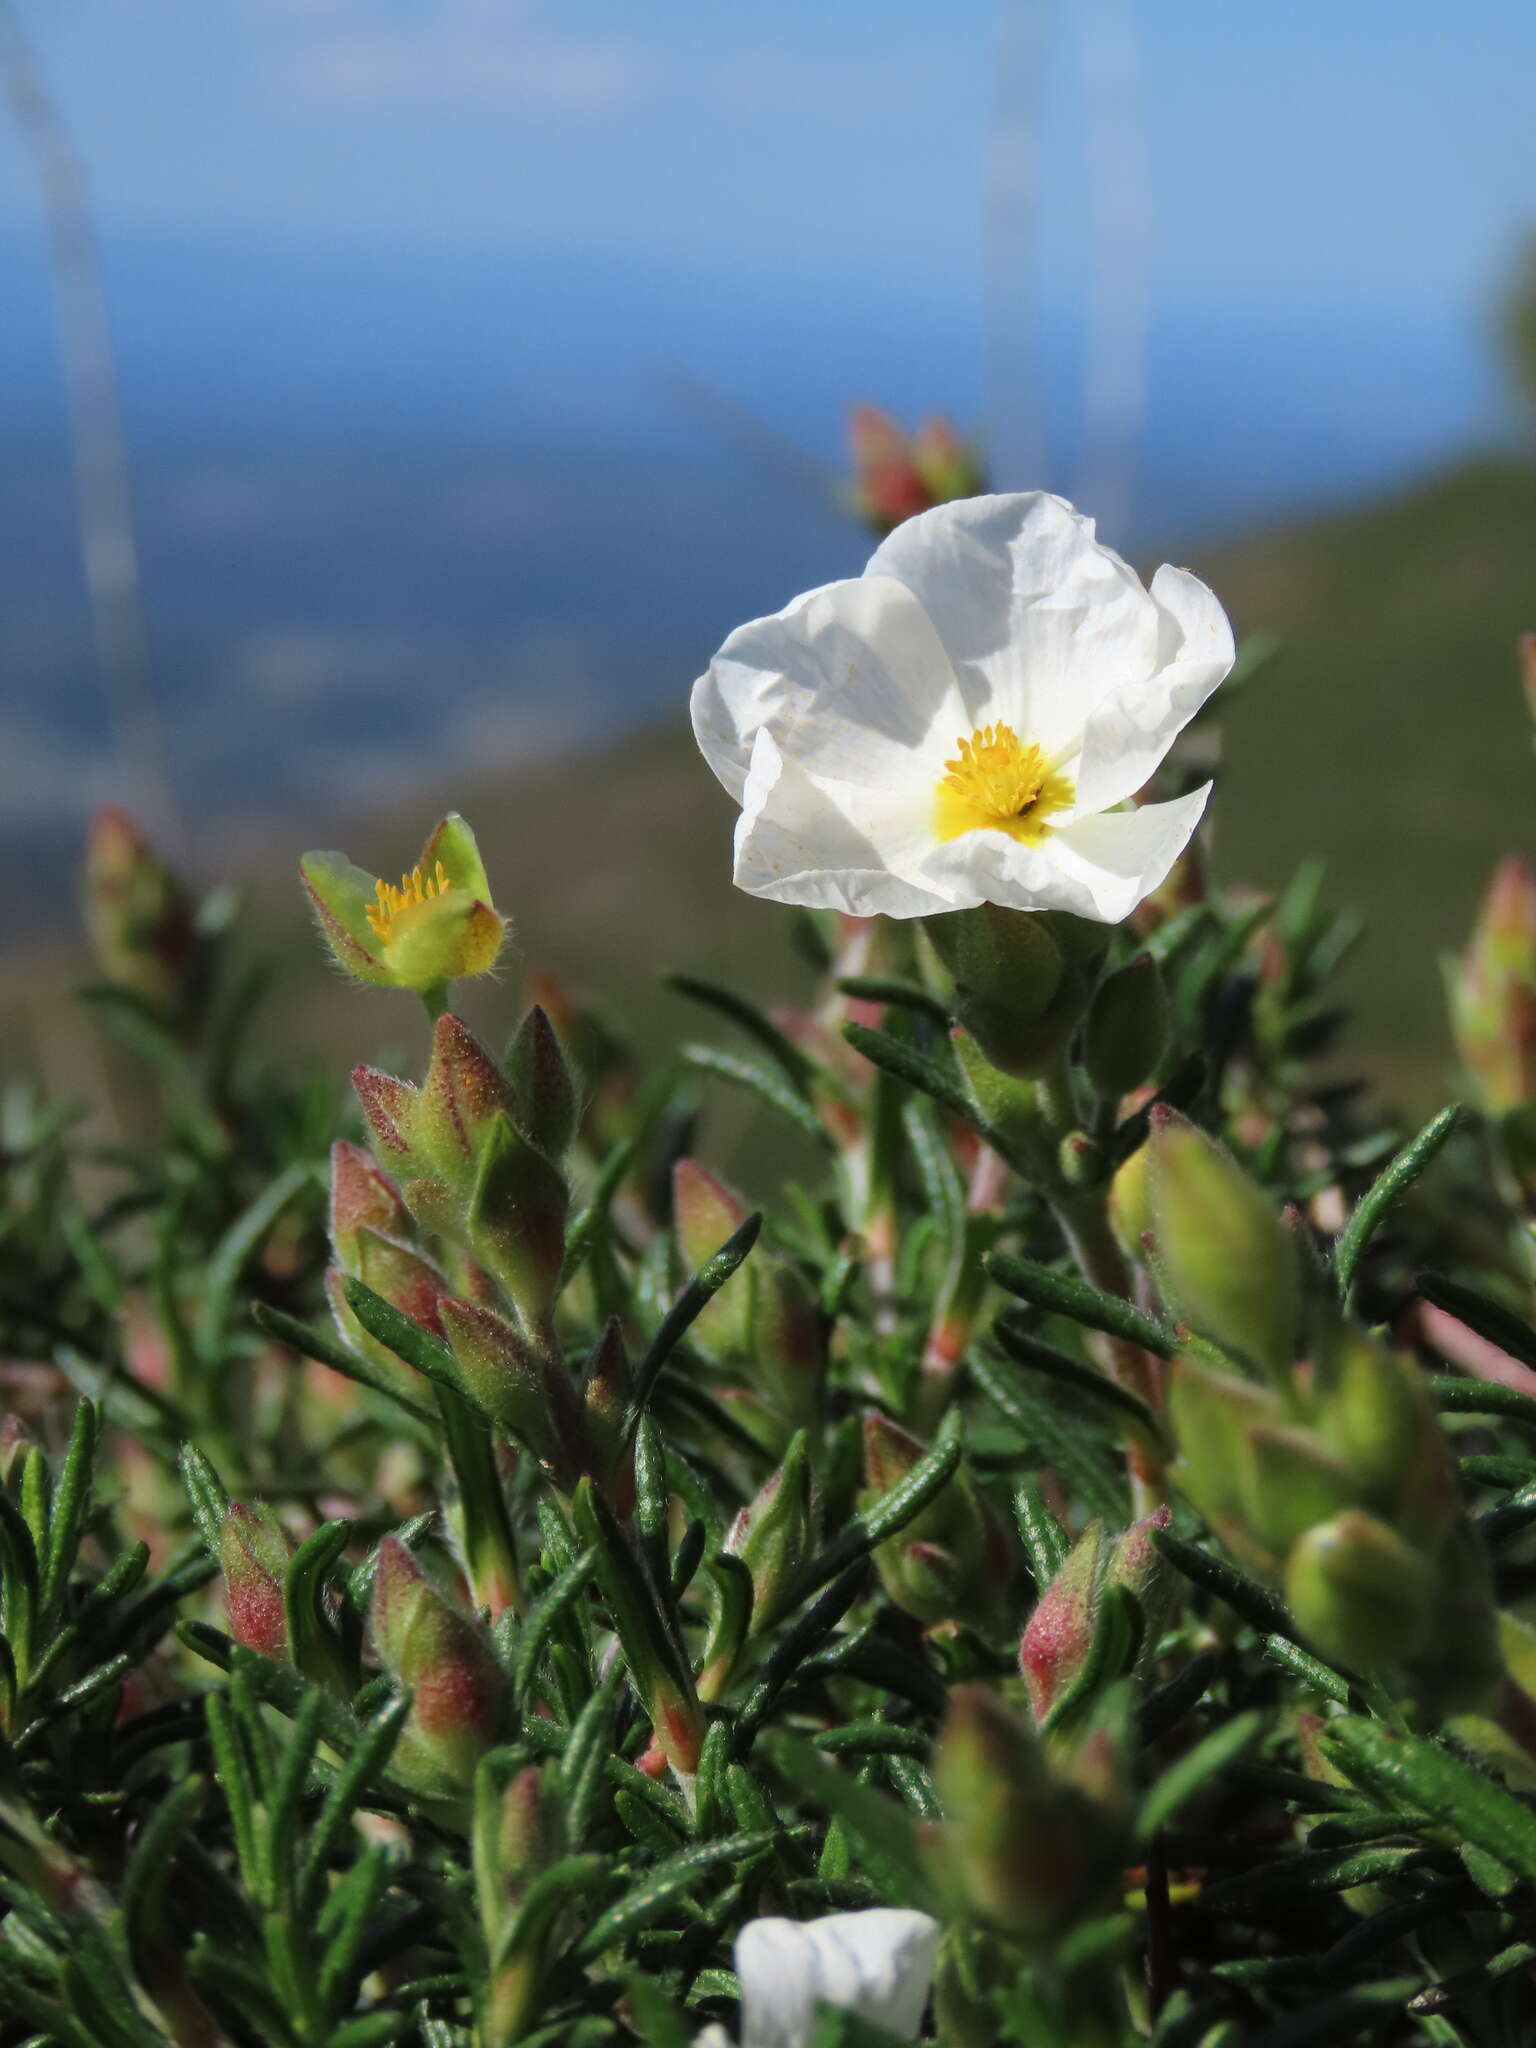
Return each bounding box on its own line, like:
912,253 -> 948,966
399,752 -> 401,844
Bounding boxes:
802,1411 -> 963,1594
341,1279 -> 475,1404
841,1021 -> 977,1129
667,973 -> 821,1095
629,1211 -> 763,1419
251,1302 -> 437,1426
987,1253 -> 1176,1358
178,1442 -> 229,1562
1137,1711 -> 1264,1840
681,1042 -> 829,1147
576,1830 -> 783,1958
1154,1530 -> 1298,1642
197,1161 -> 319,1362
513,1547 -> 595,1702
40,1400 -> 96,1620
994,1318 -> 1165,1448
1335,1106 -> 1462,1296
1324,1717 -> 1536,1881
763,1733 -> 932,1909
556,1137 -> 637,1300
835,975 -> 951,1026
971,1346 -> 1129,1525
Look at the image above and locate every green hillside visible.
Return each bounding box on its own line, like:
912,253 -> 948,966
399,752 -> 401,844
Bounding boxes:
10,456 -> 1536,1112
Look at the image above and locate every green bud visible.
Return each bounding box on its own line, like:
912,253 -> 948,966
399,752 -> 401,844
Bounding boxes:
219,1503 -> 291,1661
439,1296 -> 581,1481
505,1005 -> 578,1161
751,1261 -> 826,1428
862,1413 -> 999,1627
370,1537 -> 507,1796
1084,954 -> 1169,1097
581,1319 -> 635,1501
951,1027 -> 1044,1164
1236,1423 -> 1359,1558
726,1431 -> 813,1633
1148,1107 -> 1300,1377
1284,1511 -> 1436,1672
474,1757 -> 548,1935
925,906 -> 1087,1077
1107,1140 -> 1153,1262
672,1160 -> 752,1356
326,1229 -> 448,1401
1323,1332 -> 1455,1538
466,1113 -> 569,1330
300,812 -> 504,996
931,1685 -> 1121,1942
1167,1353 -> 1283,1536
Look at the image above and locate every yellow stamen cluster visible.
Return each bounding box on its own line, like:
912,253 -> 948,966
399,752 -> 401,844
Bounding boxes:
934,721 -> 1074,846
365,860 -> 452,940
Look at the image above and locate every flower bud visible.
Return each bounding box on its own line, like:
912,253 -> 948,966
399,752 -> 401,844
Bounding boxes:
81,806 -> 199,1010
862,1414 -> 998,1627
1084,954 -> 1169,1098
352,1065 -> 423,1176
848,403 -> 940,531
581,1319 -> 634,1499
751,1261 -> 826,1428
0,1415 -> 32,1489
1148,1108 -> 1300,1377
415,1015 -> 521,1190
912,415 -> 986,504
924,906 -> 1082,1077
370,1537 -> 507,1796
438,1296 -> 575,1476
673,1160 -> 752,1355
1166,1352 -> 1283,1538
474,1760 -> 548,1933
219,1503 -> 292,1660
1322,1332 -> 1456,1539
1108,1140 -> 1153,1262
505,1005 -> 578,1162
329,1141 -> 410,1268
726,1431 -> 813,1633
1449,856 -> 1536,1114
951,1027 -> 1043,1165
466,1114 -> 569,1330
1020,1520 -> 1107,1723
1284,1511 -> 1437,1672
931,1685 -> 1120,1941
300,813 -> 504,996
327,1229 -> 448,1400
1107,1506 -> 1174,1671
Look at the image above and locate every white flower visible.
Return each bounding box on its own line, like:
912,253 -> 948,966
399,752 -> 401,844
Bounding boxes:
691,492 -> 1234,925
694,1907 -> 942,2047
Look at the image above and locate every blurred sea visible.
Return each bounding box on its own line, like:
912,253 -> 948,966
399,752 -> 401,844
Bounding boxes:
0,227 -> 1505,943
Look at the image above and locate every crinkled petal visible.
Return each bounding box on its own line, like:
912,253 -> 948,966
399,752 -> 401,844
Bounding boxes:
691,574 -> 967,803
736,1909 -> 941,2048
1071,565 -> 1236,812
733,730 -> 958,918
865,492 -> 1160,757
920,785 -> 1211,924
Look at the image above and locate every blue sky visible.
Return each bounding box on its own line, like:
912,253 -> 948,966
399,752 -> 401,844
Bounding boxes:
2,2 -> 1530,308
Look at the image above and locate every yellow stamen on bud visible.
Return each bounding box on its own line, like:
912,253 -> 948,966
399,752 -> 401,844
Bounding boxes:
366,859 -> 453,940
934,722 -> 1074,846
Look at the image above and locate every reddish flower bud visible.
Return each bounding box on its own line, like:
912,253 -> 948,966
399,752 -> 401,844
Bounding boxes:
416,1015 -> 521,1186
81,806 -> 198,1010
329,1141 -> 411,1269
371,1537 -> 507,1795
219,1503 -> 292,1660
1020,1520 -> 1106,1723
1450,856 -> 1536,1115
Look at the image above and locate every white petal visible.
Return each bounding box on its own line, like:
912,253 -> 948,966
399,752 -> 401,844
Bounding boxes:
736,1909 -> 941,2048
691,2030 -> 734,2048
734,729 -> 959,919
1070,564 -> 1235,813
920,785 -> 1211,924
691,574 -> 968,804
865,492 -> 1160,759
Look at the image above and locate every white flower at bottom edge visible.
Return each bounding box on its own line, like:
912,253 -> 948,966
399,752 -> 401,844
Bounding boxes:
690,491 -> 1235,925
692,1907 -> 942,2047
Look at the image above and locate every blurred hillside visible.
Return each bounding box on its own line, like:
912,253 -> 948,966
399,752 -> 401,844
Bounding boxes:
7,454 -> 1536,1118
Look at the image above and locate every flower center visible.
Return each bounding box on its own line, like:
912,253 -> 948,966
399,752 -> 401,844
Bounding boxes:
366,860 -> 453,940
934,722 -> 1075,846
